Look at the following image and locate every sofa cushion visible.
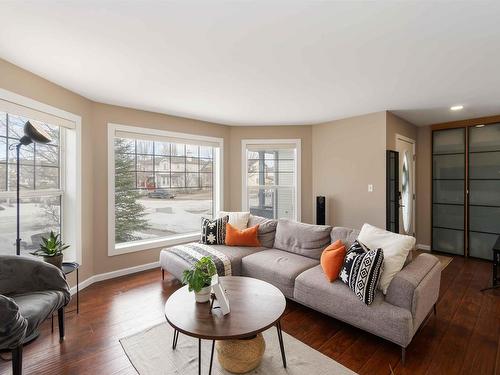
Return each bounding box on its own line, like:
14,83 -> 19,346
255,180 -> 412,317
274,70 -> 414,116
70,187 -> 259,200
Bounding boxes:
274,219 -> 332,260
294,265 -> 413,347
320,240 -> 346,282
331,226 -> 414,267
339,240 -> 384,305
218,211 -> 250,230
241,249 -> 319,298
248,215 -> 277,248
225,223 -> 261,247
160,244 -> 265,280
358,223 -> 416,294
330,227 -> 360,249
12,291 -> 67,337
201,216 -> 229,245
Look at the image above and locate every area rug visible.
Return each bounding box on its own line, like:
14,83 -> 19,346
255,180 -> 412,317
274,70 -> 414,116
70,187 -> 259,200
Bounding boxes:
413,249 -> 453,270
120,323 -> 357,375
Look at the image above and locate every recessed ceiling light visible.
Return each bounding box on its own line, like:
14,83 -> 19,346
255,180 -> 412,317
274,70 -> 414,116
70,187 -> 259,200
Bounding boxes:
450,105 -> 464,111
475,124 -> 485,128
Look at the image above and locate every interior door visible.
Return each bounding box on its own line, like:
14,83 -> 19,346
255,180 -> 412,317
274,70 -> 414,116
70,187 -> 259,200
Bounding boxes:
396,136 -> 416,236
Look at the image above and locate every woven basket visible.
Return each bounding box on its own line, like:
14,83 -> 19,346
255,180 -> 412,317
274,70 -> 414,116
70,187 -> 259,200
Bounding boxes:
216,333 -> 266,373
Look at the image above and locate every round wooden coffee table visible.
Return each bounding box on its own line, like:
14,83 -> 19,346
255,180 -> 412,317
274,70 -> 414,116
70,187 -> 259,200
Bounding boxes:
164,276 -> 287,375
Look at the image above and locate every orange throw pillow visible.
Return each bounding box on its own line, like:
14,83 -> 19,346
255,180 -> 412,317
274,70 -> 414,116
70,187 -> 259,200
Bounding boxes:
225,223 -> 261,247
320,240 -> 347,282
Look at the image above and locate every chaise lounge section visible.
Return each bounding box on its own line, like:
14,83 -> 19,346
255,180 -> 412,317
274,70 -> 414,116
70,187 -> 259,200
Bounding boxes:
159,215 -> 441,363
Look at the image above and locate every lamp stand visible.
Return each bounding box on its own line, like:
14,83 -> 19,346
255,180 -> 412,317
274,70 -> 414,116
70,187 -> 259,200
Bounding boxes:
16,143 -> 22,256
14,142 -> 42,345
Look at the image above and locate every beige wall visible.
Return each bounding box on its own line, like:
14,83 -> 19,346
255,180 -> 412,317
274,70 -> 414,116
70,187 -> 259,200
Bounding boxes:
0,59 -> 94,285
0,58 -> 232,280
386,111 -> 418,150
228,126 -> 313,223
312,112 -> 387,229
0,58 -> 314,279
90,103 -> 231,274
416,125 -> 432,246
0,58 -> 434,284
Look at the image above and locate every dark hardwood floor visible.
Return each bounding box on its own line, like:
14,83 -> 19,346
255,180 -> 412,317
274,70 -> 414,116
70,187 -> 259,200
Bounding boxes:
1,255 -> 499,375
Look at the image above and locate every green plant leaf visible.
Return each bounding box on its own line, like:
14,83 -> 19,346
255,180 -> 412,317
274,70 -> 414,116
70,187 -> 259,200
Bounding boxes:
33,231 -> 70,257
181,257 -> 217,293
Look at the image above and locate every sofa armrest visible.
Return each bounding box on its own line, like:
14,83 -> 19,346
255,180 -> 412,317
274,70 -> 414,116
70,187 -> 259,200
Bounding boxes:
385,253 -> 441,331
0,295 -> 28,350
0,256 -> 70,305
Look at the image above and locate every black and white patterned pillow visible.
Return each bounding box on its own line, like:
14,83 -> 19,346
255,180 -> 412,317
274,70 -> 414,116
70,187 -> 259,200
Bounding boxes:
339,240 -> 384,305
201,216 -> 229,245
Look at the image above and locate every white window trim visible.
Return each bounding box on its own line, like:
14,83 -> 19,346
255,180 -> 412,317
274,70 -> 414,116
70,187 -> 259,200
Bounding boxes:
395,133 -> 416,237
0,88 -> 83,264
241,139 -> 301,221
107,123 -> 224,256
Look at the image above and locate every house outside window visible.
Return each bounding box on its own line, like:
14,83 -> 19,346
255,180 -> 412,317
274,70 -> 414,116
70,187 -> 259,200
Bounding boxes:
0,92 -> 82,262
108,123 -> 223,255
242,139 -> 301,221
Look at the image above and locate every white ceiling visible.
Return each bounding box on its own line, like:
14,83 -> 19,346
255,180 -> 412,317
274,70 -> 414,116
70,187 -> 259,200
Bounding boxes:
1,1 -> 500,126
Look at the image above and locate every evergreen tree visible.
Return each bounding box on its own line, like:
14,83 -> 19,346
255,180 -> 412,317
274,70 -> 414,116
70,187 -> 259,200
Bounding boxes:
114,138 -> 150,242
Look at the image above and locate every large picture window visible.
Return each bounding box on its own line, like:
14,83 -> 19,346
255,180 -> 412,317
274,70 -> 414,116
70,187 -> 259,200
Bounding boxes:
242,139 -> 301,221
108,124 -> 223,255
0,92 -> 81,262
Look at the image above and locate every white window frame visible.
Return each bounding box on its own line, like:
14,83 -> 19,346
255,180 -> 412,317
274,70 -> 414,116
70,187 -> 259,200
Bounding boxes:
241,139 -> 301,221
0,88 -> 83,263
108,123 -> 224,256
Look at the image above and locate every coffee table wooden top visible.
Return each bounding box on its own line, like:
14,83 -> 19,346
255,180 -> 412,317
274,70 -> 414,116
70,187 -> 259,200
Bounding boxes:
164,276 -> 286,340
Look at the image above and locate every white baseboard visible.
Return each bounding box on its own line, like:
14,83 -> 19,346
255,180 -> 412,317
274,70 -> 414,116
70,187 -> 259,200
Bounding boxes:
417,244 -> 431,251
69,261 -> 160,296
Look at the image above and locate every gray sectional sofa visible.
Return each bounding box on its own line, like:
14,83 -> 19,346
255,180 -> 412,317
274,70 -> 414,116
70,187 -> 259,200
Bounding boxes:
159,215 -> 441,363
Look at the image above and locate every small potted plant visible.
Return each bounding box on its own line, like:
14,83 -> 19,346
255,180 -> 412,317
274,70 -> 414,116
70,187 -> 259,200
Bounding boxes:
182,257 -> 217,303
31,231 -> 69,269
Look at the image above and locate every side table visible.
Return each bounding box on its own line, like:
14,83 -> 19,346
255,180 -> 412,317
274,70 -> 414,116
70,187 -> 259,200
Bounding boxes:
51,262 -> 80,333
62,262 -> 80,313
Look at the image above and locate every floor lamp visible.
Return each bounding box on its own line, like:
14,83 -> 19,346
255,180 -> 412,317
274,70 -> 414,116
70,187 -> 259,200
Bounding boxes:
12,121 -> 52,256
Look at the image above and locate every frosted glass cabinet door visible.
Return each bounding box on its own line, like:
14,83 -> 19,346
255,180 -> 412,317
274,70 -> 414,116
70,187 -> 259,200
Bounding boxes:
469,232 -> 497,260
469,206 -> 500,234
432,204 -> 464,230
433,128 -> 466,154
469,180 -> 500,206
432,180 -> 464,204
432,128 -> 465,256
469,151 -> 500,179
432,228 -> 464,255
468,123 -> 500,260
469,123 -> 500,152
433,154 -> 465,179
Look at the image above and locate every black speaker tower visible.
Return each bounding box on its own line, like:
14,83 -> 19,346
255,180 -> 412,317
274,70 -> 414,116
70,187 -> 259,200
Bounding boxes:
316,196 -> 326,225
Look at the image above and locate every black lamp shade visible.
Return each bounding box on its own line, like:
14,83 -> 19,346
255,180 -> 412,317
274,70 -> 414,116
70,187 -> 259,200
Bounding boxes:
20,121 -> 52,145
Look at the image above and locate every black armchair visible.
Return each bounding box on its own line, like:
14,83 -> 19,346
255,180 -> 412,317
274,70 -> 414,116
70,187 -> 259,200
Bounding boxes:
0,255 -> 71,375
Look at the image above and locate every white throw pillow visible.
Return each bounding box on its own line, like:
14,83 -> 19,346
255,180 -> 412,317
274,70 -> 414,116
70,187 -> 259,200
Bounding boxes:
217,211 -> 250,230
358,223 -> 415,294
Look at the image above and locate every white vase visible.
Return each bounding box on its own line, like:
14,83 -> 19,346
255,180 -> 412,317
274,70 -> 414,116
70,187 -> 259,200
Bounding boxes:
194,286 -> 211,303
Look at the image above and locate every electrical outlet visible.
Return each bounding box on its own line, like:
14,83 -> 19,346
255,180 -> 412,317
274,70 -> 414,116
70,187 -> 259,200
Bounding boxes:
368,184 -> 374,192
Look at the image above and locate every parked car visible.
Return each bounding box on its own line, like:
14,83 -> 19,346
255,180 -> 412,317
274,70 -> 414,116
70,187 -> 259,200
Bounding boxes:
147,190 -> 176,199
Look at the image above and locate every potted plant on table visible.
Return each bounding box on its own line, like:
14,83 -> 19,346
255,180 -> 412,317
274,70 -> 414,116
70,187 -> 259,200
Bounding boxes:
182,256 -> 217,303
31,231 -> 69,269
